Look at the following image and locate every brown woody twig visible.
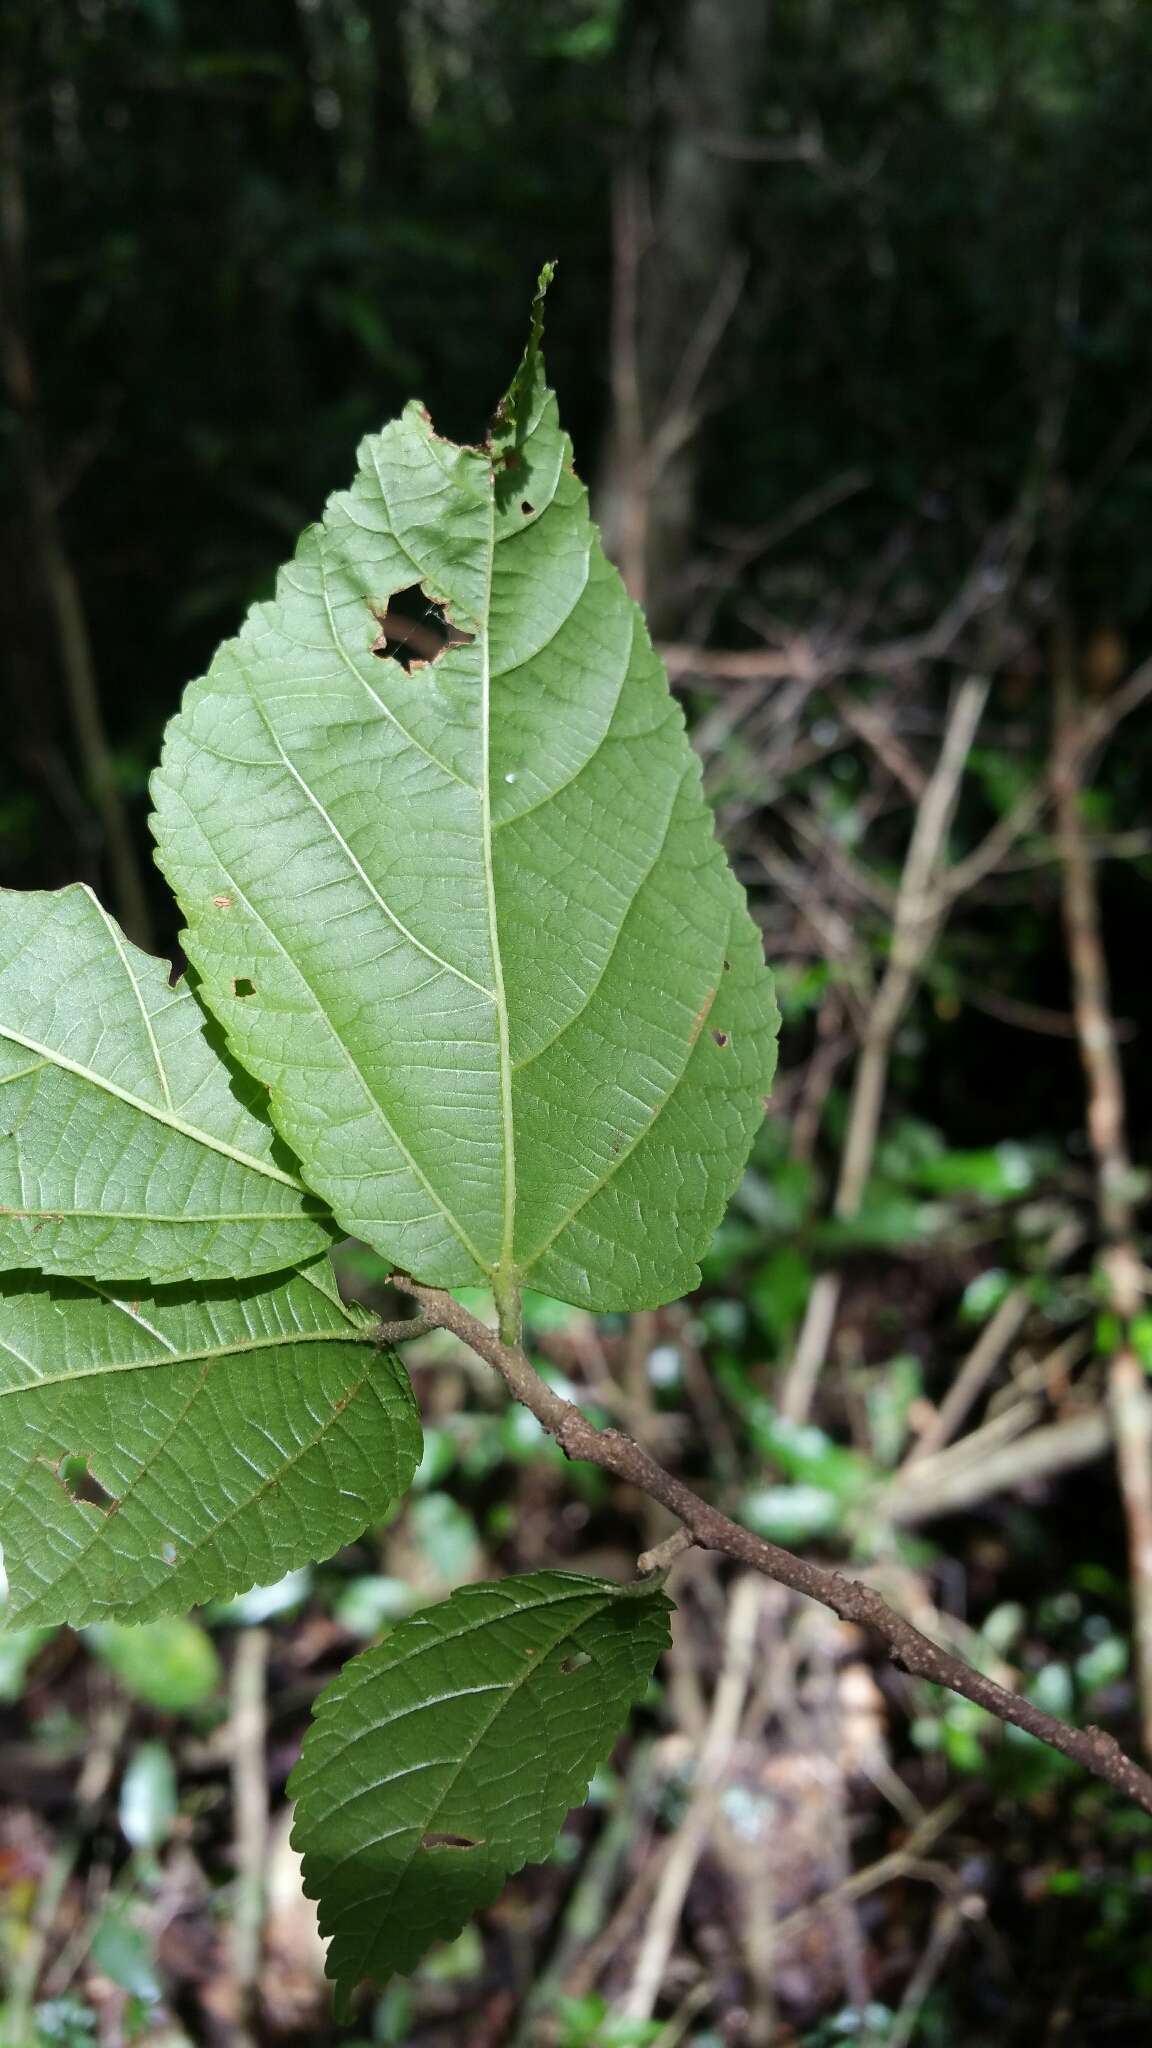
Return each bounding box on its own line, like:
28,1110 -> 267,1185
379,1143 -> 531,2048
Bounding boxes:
387,1282 -> 1152,1817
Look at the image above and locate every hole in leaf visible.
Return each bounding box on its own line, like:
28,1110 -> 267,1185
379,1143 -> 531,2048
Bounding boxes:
161,1542 -> 179,1566
232,977 -> 256,999
419,1833 -> 481,1852
559,1650 -> 593,1676
723,959 -> 732,972
712,1030 -> 729,1047
520,500 -> 534,516
369,584 -> 475,673
57,1454 -> 117,1512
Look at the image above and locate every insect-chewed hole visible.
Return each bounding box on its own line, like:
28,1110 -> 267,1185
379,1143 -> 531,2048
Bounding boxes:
520,500 -> 535,516
232,976 -> 256,999
369,583 -> 475,673
419,1833 -> 482,1852
57,1454 -> 117,1512
712,1030 -> 730,1048
559,1650 -> 593,1676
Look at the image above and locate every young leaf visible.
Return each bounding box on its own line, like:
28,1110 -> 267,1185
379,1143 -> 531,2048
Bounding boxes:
0,884 -> 333,1283
151,273 -> 778,1321
289,1570 -> 671,1995
0,1260 -> 420,1626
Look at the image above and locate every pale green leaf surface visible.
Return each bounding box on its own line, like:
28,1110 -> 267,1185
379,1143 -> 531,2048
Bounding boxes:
0,885 -> 334,1282
0,1261 -> 420,1626
88,1616 -> 221,1711
151,276 -> 778,1313
289,1570 -> 671,1993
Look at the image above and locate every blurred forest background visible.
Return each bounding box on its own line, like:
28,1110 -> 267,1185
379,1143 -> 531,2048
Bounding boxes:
4,1 -> 1152,2044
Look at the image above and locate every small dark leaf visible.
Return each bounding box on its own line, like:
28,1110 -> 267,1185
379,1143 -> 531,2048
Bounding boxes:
290,1570 -> 671,1995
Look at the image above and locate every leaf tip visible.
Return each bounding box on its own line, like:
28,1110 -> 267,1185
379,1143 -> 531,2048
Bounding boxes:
493,261 -> 558,438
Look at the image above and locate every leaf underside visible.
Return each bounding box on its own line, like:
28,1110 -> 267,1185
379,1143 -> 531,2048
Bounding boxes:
289,1569 -> 671,1994
151,278 -> 779,1313
0,1259 -> 420,1625
0,885 -> 334,1283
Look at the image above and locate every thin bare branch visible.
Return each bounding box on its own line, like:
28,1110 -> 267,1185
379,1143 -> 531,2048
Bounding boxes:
661,639 -> 824,683
706,467 -> 870,564
961,985 -> 1133,1040
229,1626 -> 269,2041
781,675 -> 989,1424
904,1221 -> 1082,1464
608,154 -> 649,604
637,1526 -> 697,1576
905,1285 -> 1034,1467
883,1410 -> 1111,1526
939,654 -> 1152,905
395,1284 -> 1152,1817
623,1576 -> 761,2023
641,252 -> 747,488
1053,616 -> 1152,1751
829,685 -> 928,800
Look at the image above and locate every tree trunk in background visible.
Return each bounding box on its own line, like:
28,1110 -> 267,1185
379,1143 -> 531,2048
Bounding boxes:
599,0 -> 769,631
0,61 -> 153,949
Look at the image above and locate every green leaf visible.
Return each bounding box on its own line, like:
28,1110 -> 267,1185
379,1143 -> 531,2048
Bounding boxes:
406,1490 -> 482,1590
289,1569 -> 671,1995
88,1617 -> 220,1712
1131,1311 -> 1152,1373
0,885 -> 333,1284
0,1260 -> 421,1626
90,1901 -> 162,2003
119,1739 -> 179,1849
738,1483 -> 844,1543
332,1572 -> 416,1638
32,2000 -> 98,2045
151,275 -> 778,1317
748,1245 -> 813,1346
911,1142 -> 1036,1199
0,1619 -> 54,1701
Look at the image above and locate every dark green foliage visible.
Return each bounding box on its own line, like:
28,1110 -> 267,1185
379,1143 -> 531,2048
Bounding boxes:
290,1572 -> 671,1998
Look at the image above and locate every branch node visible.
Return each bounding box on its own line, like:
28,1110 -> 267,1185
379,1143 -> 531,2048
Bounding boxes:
636,1526 -> 696,1577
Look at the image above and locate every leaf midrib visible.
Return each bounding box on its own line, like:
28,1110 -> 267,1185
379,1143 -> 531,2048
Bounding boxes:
481,471 -> 517,1292
0,1322 -> 368,1397
0,1206 -> 316,1223
85,890 -> 174,1108
0,1023 -> 305,1191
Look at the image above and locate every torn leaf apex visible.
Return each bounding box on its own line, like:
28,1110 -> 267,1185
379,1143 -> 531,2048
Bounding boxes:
492,259 -> 557,438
